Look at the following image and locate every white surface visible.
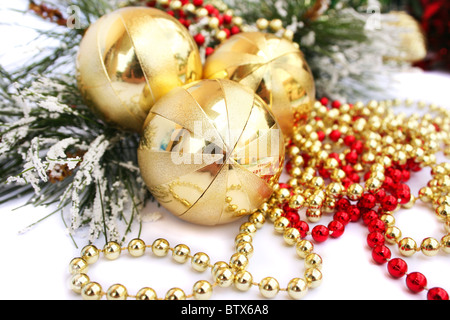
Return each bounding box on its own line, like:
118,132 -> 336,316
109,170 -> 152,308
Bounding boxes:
0,1 -> 449,301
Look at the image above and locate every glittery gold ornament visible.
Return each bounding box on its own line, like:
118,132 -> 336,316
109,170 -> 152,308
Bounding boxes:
76,7 -> 202,132
384,11 -> 427,63
137,79 -> 285,225
203,32 -> 315,138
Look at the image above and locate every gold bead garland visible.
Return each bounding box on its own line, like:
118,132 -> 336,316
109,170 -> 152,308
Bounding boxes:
68,211 -> 323,300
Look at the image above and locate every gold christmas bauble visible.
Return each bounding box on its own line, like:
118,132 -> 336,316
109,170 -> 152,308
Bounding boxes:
76,7 -> 202,133
203,32 -> 315,138
383,11 -> 427,63
137,79 -> 285,225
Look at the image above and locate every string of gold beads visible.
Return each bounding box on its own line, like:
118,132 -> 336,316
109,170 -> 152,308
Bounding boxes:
69,209 -> 323,300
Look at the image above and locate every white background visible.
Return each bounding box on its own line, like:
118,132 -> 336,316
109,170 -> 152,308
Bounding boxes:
0,1 -> 449,300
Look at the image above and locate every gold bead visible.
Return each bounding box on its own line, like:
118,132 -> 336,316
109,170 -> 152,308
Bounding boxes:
445,220 -> 450,233
240,222 -> 257,235
81,282 -> 103,300
214,267 -> 235,287
380,214 -> 395,226
276,188 -> 291,201
80,245 -> 100,264
304,253 -> 323,270
326,182 -> 344,198
283,227 -> 301,246
287,278 -> 308,300
398,237 -> 417,257
192,280 -> 213,300
172,244 -> 191,263
136,287 -> 157,300
346,183 -> 364,201
229,253 -> 248,271
191,252 -> 210,272
304,268 -> 322,288
256,18 -> 269,30
435,205 -> 450,221
151,238 -> 170,257
441,234 -> 450,253
365,178 -> 382,193
274,216 -> 290,233
106,284 -> 128,300
268,207 -> 284,222
235,241 -> 254,257
305,208 -> 322,223
418,186 -> 434,203
259,277 -> 280,298
127,238 -> 146,257
385,226 -> 402,244
165,288 -> 186,300
103,241 -> 121,260
216,30 -> 228,41
212,261 -> 229,276
248,211 -> 266,228
234,270 -> 253,291
69,257 -> 88,275
208,16 -> 220,29
70,273 -> 90,294
282,29 -> 294,41
289,194 -> 305,209
195,7 -> 208,17
235,233 -> 252,245
170,0 -> 182,10
269,18 -> 283,31
296,239 -> 314,259
420,237 -> 440,256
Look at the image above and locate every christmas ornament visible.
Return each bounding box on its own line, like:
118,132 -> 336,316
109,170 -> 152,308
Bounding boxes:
137,79 -> 285,225
203,32 -> 315,138
384,11 -> 427,63
76,7 -> 202,132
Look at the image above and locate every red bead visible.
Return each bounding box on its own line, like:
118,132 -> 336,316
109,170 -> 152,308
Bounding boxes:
230,25 -> 240,35
343,135 -> 356,147
311,225 -> 329,243
336,198 -> 350,212
349,172 -> 360,183
347,205 -> 361,222
400,169 -> 410,182
317,131 -> 325,141
222,28 -> 231,38
372,245 -> 391,264
345,150 -> 358,164
351,140 -> 364,154
193,0 -> 203,6
368,218 -> 386,233
367,231 -> 385,248
406,272 -> 427,293
328,220 -> 345,238
193,33 -> 205,46
329,129 -> 341,142
388,168 -> 402,183
331,100 -> 341,108
382,176 -> 395,192
295,220 -> 309,238
284,210 -> 300,225
362,210 -> 378,225
427,287 -> 449,300
204,4 -> 215,14
358,193 -> 377,209
395,184 -> 411,204
381,194 -> 398,212
334,211 -> 350,226
205,47 -> 214,56
387,258 -> 408,278
223,14 -> 232,24
374,188 -> 386,201
319,97 -> 329,106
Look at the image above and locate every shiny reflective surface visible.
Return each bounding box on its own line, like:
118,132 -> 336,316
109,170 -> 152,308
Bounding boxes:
76,7 -> 202,132
203,32 -> 315,137
138,79 -> 285,225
